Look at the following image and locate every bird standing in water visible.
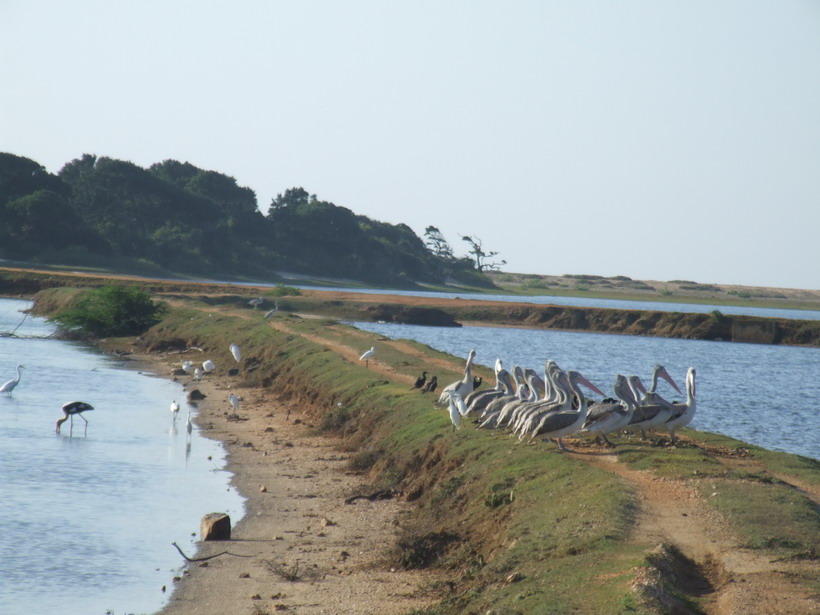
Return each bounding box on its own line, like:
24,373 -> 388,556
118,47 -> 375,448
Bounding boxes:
170,400 -> 180,422
0,364 -> 24,396
56,401 -> 94,435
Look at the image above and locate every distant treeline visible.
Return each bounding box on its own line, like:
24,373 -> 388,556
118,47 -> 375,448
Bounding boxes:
0,153 -> 488,288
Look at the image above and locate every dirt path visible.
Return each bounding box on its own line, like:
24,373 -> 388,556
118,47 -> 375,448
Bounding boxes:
156,365 -> 435,615
267,319 -> 470,389
573,449 -> 818,615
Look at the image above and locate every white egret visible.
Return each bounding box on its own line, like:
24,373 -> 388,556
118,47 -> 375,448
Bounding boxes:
0,364 -> 24,396
448,394 -> 465,431
228,393 -> 240,410
56,401 -> 94,435
359,346 -> 375,367
229,343 -> 241,363
170,400 -> 180,422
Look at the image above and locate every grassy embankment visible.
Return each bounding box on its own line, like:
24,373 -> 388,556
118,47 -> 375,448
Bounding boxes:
30,287 -> 820,615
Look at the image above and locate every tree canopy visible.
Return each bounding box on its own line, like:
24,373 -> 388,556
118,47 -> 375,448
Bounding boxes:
0,152 -> 499,288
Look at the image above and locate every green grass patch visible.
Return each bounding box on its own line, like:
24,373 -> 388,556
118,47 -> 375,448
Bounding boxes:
702,481 -> 819,560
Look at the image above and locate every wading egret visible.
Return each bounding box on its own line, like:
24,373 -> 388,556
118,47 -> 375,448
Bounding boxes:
0,364 -> 24,396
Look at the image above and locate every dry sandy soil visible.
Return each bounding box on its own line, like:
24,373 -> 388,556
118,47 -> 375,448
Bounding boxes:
143,309 -> 819,615
152,363 -> 436,615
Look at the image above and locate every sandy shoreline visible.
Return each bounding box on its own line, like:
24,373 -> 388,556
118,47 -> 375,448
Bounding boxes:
133,352 -> 435,615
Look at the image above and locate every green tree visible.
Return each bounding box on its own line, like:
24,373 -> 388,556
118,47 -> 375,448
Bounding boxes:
50,285 -> 166,337
424,226 -> 455,260
460,234 -> 506,272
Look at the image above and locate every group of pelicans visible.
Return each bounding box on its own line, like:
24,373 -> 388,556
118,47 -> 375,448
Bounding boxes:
432,349 -> 697,450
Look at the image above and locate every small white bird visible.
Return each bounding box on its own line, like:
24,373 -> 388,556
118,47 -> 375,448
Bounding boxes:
0,364 -> 24,396
202,359 -> 216,373
170,400 -> 180,421
359,346 -> 375,367
229,343 -> 241,363
228,393 -> 240,410
448,394 -> 464,432
194,367 -> 203,381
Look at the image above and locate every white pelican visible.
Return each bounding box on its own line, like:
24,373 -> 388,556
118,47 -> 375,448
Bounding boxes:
464,359 -> 514,416
528,370 -> 605,450
478,365 -> 526,427
494,368 -> 541,429
581,374 -> 636,446
0,364 -> 24,396
509,362 -> 569,434
359,346 -> 375,367
643,365 -> 682,401
56,401 -> 94,435
624,375 -> 674,435
438,349 -> 476,405
170,400 -> 180,421
513,362 -> 569,438
229,343 -> 241,363
202,359 -> 216,373
661,367 -> 697,442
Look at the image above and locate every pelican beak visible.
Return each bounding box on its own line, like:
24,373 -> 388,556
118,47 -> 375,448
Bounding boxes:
577,374 -> 606,398
660,366 -> 682,394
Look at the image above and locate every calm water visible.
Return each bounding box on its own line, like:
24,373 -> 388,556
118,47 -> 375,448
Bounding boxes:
352,321 -> 820,460
299,285 -> 820,321
197,277 -> 820,321
0,299 -> 243,615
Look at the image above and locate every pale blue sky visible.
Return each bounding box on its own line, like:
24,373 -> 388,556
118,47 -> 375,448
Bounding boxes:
2,1 -> 819,289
